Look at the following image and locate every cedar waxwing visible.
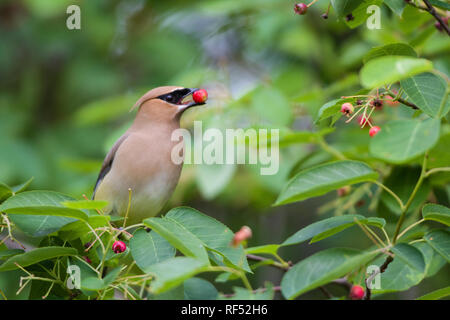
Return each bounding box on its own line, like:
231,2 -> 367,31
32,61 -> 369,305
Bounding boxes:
93,86 -> 207,225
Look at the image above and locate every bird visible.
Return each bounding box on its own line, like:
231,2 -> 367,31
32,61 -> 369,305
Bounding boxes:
92,86 -> 207,225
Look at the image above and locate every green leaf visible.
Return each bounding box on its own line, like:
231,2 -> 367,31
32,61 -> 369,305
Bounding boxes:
275,161 -> 378,206
0,183 -> 12,203
61,200 -> 108,210
58,215 -> 111,241
400,73 -> 449,119
369,119 -> 440,164
0,269 -> 31,299
11,177 -> 34,194
2,206 -> 88,221
344,0 -> 384,29
144,217 -> 210,266
392,243 -> 426,272
424,230 -> 450,262
282,215 -> 386,246
0,191 -> 84,237
428,0 -> 450,10
81,267 -> 122,291
422,204 -> 450,226
129,229 -> 175,272
145,207 -> 250,272
330,0 -> 361,17
360,56 -> 433,88
184,278 -> 218,300
245,245 -> 280,256
146,257 -> 207,294
0,249 -> 25,260
373,242 -> 432,293
363,43 -> 417,63
0,247 -> 77,271
384,0 -> 407,17
281,248 -> 378,299
417,286 -> 450,300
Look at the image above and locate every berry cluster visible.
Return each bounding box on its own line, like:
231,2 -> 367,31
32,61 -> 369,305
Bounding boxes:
338,90 -> 400,137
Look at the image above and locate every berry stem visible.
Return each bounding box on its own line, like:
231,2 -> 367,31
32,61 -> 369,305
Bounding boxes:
363,106 -> 376,128
317,136 -> 346,160
392,152 -> 428,244
307,0 -> 319,7
345,104 -> 365,123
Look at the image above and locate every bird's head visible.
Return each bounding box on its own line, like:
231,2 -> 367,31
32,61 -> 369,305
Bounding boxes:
131,86 -> 207,122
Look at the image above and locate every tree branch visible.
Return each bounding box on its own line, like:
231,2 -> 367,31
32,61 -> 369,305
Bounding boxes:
407,0 -> 450,36
365,256 -> 393,300
385,90 -> 419,110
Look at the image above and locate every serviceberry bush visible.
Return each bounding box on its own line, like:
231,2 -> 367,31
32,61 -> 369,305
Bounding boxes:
0,0 -> 449,300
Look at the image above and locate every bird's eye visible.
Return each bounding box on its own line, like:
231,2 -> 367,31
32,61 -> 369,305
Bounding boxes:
165,95 -> 176,103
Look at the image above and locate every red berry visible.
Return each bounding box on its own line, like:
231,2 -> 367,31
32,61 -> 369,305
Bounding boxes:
349,285 -> 365,300
192,89 -> 208,104
340,102 -> 354,115
112,240 -> 126,254
358,115 -> 371,127
385,95 -> 399,106
294,3 -> 308,15
83,256 -> 92,264
337,186 -> 351,197
369,126 -> 381,137
435,17 -> 448,32
231,226 -> 252,247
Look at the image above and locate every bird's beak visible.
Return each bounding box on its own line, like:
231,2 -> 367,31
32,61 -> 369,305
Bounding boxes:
178,88 -> 206,110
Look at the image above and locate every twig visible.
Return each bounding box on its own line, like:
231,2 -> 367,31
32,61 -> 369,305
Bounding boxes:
365,256 -> 393,300
385,90 -> 419,110
222,286 -> 281,298
423,0 -> 450,36
246,254 -> 291,270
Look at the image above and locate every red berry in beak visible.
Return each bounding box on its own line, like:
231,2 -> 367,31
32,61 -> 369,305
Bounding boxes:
340,102 -> 354,115
349,285 -> 365,300
192,89 -> 208,104
294,3 -> 308,15
369,126 -> 381,137
112,240 -> 126,254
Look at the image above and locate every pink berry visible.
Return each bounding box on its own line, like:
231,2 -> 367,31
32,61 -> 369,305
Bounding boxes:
369,126 -> 381,137
358,115 -> 371,127
231,226 -> 252,247
294,3 -> 308,15
340,102 -> 354,115
112,240 -> 126,254
192,89 -> 208,103
337,186 -> 351,197
349,285 -> 365,300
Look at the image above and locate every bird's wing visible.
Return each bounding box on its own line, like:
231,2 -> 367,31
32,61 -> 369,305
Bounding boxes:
92,133 -> 129,199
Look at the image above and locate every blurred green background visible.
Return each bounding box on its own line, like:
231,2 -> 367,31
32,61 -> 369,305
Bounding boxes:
0,0 -> 448,298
